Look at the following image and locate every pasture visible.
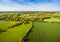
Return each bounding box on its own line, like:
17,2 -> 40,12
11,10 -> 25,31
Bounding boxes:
26,22 -> 60,42
44,18 -> 60,22
0,21 -> 32,42
0,12 -> 60,42
0,21 -> 20,30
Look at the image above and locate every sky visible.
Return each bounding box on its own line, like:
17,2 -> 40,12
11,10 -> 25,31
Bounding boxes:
0,0 -> 60,11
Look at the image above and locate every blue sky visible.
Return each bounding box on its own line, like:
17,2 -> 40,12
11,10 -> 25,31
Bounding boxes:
0,0 -> 60,11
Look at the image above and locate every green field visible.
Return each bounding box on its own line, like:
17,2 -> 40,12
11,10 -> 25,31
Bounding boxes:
26,22 -> 60,42
0,21 -> 20,30
44,18 -> 60,22
0,12 -> 60,42
0,21 -> 32,42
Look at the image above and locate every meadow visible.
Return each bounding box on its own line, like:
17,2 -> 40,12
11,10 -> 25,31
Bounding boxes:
0,21 -> 32,42
0,12 -> 60,42
44,18 -> 60,22
0,21 -> 21,30
26,22 -> 60,42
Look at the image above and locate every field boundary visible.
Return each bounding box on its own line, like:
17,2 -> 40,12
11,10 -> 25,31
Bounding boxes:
19,22 -> 32,42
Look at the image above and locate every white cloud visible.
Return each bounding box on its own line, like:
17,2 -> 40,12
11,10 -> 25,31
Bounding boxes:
0,3 -> 60,11
0,0 -> 60,11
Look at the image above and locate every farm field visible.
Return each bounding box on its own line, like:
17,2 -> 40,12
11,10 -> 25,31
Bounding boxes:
0,21 -> 32,42
44,18 -> 60,22
0,21 -> 20,30
26,22 -> 60,42
0,12 -> 60,42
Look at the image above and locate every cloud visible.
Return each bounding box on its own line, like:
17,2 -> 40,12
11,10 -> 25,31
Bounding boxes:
0,0 -> 60,11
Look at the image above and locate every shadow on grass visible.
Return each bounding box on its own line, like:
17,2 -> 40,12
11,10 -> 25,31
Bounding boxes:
23,25 -> 34,42
0,29 -> 7,34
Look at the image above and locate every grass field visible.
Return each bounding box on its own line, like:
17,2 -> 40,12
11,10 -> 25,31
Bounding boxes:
26,22 -> 60,42
0,21 -> 32,42
44,18 -> 60,22
0,21 -> 20,30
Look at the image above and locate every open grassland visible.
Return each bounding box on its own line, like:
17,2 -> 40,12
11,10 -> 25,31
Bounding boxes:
0,21 -> 20,30
0,12 -> 60,42
44,18 -> 60,22
0,21 -> 32,42
26,22 -> 60,42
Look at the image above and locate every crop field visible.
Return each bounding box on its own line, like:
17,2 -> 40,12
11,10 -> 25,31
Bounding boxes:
0,21 -> 32,42
26,22 -> 60,42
